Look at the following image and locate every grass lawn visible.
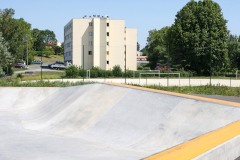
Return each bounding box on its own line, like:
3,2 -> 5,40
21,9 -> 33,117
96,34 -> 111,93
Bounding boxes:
34,55 -> 64,64
135,84 -> 240,97
17,71 -> 65,81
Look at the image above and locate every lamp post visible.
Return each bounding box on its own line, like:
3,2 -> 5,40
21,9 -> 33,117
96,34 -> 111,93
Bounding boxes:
26,35 -> 29,68
124,44 -> 126,84
41,52 -> 43,80
82,44 -> 85,82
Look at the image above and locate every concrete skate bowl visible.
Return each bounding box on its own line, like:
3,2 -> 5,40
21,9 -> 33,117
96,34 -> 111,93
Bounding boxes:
0,83 -> 240,160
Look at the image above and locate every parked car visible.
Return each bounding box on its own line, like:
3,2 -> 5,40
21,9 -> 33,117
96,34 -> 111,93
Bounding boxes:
13,63 -> 26,68
32,60 -> 42,64
50,63 -> 66,70
48,61 -> 64,68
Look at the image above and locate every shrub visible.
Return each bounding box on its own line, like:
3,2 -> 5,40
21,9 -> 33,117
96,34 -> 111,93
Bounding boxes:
3,65 -> 13,76
65,65 -> 79,78
112,65 -> 122,77
16,73 -> 24,80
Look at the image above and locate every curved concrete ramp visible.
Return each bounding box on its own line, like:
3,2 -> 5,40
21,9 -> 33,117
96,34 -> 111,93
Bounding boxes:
0,83 -> 240,160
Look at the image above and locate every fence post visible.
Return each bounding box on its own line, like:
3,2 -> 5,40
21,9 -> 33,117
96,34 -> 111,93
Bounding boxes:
230,77 -> 232,87
167,75 -> 169,87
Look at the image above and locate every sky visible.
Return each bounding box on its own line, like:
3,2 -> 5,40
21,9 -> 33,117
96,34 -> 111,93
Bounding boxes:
0,0 -> 239,49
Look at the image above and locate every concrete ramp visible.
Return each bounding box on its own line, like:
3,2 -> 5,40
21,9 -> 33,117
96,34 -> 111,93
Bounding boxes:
0,83 -> 240,160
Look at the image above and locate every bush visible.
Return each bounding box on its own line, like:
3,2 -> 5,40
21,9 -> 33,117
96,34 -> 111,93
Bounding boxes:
3,65 -> 13,76
79,69 -> 86,78
16,73 -> 24,80
65,65 -> 79,78
112,65 -> 122,77
137,66 -> 143,70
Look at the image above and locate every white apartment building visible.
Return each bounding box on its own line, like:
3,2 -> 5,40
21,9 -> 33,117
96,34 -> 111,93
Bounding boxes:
64,15 -> 137,70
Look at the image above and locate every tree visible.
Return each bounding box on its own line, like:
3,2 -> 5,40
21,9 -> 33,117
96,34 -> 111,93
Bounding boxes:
41,29 -> 57,44
169,0 -> 228,74
145,27 -> 170,69
0,32 -> 12,75
0,9 -> 32,60
31,28 -> 57,51
137,42 -> 140,51
227,34 -> 240,70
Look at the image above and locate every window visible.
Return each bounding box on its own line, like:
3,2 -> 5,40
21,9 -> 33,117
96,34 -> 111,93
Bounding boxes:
107,60 -> 109,64
107,32 -> 109,36
88,51 -> 92,55
89,32 -> 93,36
89,41 -> 93,46
107,42 -> 109,46
107,51 -> 109,55
107,23 -> 109,27
89,22 -> 93,26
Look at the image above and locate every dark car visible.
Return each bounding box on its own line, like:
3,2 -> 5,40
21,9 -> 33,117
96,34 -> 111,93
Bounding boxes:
32,60 -> 42,64
13,63 -> 26,68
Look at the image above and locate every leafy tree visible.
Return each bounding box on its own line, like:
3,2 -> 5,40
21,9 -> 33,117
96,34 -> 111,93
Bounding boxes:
43,47 -> 54,58
112,65 -> 122,77
0,8 -> 32,60
145,27 -> 170,69
227,34 -> 240,69
31,28 -> 45,51
41,29 -> 57,44
31,28 -> 57,51
0,32 -> 12,75
137,42 -> 140,51
169,0 -> 228,74
53,45 -> 63,55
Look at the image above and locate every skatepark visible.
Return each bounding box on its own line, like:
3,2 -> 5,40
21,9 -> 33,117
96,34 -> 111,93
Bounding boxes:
1,83 -> 240,159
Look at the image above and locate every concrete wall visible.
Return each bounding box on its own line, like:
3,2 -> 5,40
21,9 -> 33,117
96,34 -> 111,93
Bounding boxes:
126,28 -> 137,70
108,20 -> 125,70
193,135 -> 240,160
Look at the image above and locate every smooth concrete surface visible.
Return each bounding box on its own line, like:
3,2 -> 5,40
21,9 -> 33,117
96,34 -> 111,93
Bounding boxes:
1,83 -> 240,159
193,135 -> 240,160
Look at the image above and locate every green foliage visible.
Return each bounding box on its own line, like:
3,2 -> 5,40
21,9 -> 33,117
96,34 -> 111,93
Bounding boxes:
65,65 -> 79,78
16,73 -> 23,80
53,45 -> 63,55
43,48 -> 54,58
112,65 -> 122,77
137,66 -> 144,70
142,84 -> 240,97
169,0 -> 228,74
145,27 -> 170,69
3,65 -> 13,76
0,9 -> 32,59
0,77 -> 93,87
137,42 -> 140,51
0,32 -> 12,75
31,28 -> 57,51
227,34 -> 240,69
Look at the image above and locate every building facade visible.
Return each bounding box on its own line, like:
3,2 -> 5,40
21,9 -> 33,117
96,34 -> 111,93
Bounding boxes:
64,16 -> 137,70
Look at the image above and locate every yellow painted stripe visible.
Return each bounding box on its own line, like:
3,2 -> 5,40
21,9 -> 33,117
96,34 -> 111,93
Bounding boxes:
144,121 -> 240,160
105,83 -> 240,107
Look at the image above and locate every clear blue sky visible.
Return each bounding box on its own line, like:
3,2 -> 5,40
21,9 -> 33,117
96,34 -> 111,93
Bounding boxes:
1,0 -> 239,49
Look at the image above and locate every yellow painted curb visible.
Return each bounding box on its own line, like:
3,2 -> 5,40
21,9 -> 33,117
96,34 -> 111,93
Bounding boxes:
144,121 -> 240,160
105,82 -> 240,107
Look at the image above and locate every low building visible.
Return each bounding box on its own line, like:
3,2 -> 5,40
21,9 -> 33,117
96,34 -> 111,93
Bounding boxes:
64,15 -> 137,70
137,56 -> 149,66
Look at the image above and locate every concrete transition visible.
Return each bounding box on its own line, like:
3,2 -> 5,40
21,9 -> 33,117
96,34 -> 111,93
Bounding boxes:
0,83 -> 240,160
